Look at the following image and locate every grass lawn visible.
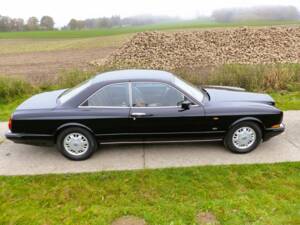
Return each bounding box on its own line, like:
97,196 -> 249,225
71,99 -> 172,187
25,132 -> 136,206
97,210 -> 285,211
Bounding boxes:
270,92 -> 300,111
0,162 -> 299,225
0,20 -> 299,39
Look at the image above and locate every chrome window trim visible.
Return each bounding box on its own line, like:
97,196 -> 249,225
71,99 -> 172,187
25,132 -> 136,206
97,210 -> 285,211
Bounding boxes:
129,82 -> 133,107
78,81 -> 200,109
130,81 -> 199,108
79,82 -> 130,108
78,105 -> 130,109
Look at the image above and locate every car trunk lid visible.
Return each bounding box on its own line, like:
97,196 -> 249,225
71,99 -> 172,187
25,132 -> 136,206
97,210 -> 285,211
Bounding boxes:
16,89 -> 65,110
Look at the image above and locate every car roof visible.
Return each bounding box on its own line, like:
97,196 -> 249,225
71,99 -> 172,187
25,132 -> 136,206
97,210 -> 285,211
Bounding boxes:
92,69 -> 176,84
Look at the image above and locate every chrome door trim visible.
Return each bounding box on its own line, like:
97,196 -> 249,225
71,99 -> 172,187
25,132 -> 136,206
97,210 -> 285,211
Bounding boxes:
100,139 -> 223,145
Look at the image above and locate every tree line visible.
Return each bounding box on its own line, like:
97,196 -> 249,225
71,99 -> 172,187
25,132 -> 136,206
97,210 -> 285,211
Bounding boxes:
64,15 -> 179,30
0,14 -> 179,32
0,5 -> 300,32
0,15 -> 54,32
212,6 -> 300,22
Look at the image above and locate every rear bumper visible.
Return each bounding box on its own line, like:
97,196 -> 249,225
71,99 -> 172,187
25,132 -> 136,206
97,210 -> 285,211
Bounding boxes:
5,131 -> 54,146
263,123 -> 285,141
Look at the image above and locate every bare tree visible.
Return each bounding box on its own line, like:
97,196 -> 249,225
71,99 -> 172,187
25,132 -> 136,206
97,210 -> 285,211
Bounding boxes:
26,17 -> 39,30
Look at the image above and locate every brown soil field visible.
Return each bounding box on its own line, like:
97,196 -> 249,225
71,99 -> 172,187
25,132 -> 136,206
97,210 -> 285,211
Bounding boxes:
0,47 -> 115,84
0,34 -> 131,84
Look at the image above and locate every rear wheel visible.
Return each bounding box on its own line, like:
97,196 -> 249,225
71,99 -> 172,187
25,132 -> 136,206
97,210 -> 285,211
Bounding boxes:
57,127 -> 97,160
224,121 -> 262,153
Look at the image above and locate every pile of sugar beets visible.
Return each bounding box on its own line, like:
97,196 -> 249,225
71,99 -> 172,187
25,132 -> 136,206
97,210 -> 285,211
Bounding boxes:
92,26 -> 300,70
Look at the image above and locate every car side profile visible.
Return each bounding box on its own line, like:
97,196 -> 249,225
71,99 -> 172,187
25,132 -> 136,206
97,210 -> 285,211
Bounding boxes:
6,70 -> 285,160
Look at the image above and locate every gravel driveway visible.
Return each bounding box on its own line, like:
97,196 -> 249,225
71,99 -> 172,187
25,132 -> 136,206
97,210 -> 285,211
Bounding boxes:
0,111 -> 299,176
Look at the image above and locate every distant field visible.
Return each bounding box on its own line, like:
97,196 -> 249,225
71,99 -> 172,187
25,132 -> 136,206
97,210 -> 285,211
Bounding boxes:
0,20 -> 299,39
0,34 -> 130,54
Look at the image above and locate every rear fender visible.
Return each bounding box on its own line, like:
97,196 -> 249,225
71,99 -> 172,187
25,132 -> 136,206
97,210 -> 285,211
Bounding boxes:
54,123 -> 95,143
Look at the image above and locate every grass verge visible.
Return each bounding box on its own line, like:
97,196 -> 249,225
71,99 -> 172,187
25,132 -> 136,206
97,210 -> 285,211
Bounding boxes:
0,162 -> 299,225
0,96 -> 29,121
271,92 -> 300,111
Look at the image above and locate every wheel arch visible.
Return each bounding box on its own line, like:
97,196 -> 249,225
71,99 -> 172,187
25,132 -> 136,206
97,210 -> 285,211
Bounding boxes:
229,117 -> 265,131
54,123 -> 95,143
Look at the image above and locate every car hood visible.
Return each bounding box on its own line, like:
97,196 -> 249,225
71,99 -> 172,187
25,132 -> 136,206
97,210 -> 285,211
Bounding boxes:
16,89 -> 66,110
204,88 -> 275,105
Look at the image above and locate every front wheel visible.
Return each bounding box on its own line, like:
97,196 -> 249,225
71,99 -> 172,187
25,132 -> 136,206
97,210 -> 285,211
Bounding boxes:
224,122 -> 262,153
57,127 -> 97,160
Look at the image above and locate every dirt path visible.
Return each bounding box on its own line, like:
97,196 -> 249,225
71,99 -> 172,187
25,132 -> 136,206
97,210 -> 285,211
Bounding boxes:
0,111 -> 299,176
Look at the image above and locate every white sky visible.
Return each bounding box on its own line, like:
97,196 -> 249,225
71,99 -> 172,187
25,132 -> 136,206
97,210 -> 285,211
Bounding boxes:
2,0 -> 300,27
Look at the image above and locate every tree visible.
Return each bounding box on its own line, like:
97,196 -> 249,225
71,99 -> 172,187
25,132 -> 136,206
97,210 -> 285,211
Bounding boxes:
11,18 -> 24,31
40,16 -> 54,30
0,16 -> 11,31
26,17 -> 39,30
68,19 -> 78,30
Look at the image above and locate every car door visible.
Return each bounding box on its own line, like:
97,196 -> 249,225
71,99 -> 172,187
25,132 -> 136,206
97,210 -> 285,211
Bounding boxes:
79,82 -> 131,141
129,82 -> 209,141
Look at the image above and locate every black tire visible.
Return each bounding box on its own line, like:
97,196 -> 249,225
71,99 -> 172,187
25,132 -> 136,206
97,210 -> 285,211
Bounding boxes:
224,121 -> 262,154
57,127 -> 97,160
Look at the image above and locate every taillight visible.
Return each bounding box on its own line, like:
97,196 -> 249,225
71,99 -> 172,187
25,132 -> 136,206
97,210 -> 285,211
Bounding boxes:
8,118 -> 12,130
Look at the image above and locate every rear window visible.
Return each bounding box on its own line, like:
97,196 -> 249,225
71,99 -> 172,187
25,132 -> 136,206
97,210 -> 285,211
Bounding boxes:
58,79 -> 91,104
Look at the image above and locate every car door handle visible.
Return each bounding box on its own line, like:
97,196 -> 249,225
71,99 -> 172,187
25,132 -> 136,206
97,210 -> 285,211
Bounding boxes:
130,112 -> 153,120
131,112 -> 147,117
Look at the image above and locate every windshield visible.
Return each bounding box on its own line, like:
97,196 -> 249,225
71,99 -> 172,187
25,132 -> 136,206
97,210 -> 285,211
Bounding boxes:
58,79 -> 91,104
174,77 -> 204,103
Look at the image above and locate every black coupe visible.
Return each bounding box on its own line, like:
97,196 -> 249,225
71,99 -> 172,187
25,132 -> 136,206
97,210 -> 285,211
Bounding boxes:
6,70 -> 285,160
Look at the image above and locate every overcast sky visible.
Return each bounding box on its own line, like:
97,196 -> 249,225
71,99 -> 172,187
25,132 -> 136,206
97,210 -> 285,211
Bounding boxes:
2,0 -> 300,27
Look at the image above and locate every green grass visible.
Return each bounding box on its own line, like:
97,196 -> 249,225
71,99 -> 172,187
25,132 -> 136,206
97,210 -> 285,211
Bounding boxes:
271,92 -> 300,110
0,162 -> 299,225
0,97 -> 28,120
0,20 -> 299,39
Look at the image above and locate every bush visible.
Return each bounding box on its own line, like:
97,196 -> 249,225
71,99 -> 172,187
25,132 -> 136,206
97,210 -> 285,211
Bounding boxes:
54,70 -> 95,89
174,64 -> 300,92
0,76 -> 36,103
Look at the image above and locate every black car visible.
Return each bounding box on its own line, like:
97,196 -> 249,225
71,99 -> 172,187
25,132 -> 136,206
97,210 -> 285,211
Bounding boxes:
6,70 -> 285,160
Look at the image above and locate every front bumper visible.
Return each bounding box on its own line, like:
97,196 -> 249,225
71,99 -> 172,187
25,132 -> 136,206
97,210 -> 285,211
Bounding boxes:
263,123 -> 285,141
5,131 -> 54,146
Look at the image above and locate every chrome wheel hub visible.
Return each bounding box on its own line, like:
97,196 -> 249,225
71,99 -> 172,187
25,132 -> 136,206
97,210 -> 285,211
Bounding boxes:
232,127 -> 256,150
63,133 -> 89,156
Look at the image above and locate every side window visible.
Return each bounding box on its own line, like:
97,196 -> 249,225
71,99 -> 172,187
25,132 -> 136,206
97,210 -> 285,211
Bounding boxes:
132,82 -> 185,107
84,83 -> 129,107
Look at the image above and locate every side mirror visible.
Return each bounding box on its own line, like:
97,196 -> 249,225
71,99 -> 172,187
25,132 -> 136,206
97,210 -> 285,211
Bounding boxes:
181,100 -> 192,110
